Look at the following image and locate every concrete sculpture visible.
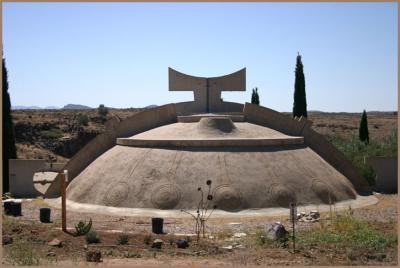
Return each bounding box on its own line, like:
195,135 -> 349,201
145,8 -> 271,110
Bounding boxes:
49,68 -> 371,211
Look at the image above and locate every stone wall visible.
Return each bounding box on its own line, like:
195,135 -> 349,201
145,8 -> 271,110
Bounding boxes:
8,159 -> 64,197
366,156 -> 398,193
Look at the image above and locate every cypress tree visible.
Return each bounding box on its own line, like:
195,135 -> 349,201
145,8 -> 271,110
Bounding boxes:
251,87 -> 260,105
359,110 -> 369,144
2,57 -> 17,193
292,53 -> 307,118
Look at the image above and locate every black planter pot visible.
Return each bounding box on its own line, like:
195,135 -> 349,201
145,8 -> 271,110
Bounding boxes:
151,217 -> 164,234
3,201 -> 14,215
40,208 -> 51,223
11,201 -> 22,216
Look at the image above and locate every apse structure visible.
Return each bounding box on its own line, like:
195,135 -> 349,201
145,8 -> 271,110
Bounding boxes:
45,68 -> 371,211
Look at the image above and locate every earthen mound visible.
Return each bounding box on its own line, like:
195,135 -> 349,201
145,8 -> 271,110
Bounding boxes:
198,117 -> 237,134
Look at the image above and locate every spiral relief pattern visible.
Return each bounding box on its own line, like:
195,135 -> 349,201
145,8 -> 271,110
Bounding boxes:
151,183 -> 181,209
213,184 -> 242,211
266,183 -> 296,208
104,182 -> 130,206
312,179 -> 336,204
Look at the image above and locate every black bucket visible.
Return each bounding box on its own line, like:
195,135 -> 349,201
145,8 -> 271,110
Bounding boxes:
11,201 -> 22,216
151,217 -> 164,234
40,208 -> 51,223
3,201 -> 14,215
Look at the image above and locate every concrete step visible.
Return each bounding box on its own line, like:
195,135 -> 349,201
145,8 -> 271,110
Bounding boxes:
177,113 -> 245,123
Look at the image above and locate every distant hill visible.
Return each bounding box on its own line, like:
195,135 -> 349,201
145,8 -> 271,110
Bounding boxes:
145,104 -> 158,109
44,106 -> 59,109
63,104 -> 92,110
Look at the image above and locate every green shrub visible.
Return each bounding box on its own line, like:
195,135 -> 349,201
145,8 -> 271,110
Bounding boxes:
86,230 -> 101,244
325,130 -> 397,186
254,229 -> 266,245
5,242 -> 40,265
97,104 -> 109,117
77,113 -> 89,126
74,218 -> 92,236
298,215 -> 397,252
40,128 -> 63,140
117,233 -> 129,245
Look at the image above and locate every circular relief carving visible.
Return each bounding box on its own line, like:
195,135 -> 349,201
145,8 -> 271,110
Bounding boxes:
266,183 -> 296,208
213,184 -> 242,211
104,182 -> 130,207
312,179 -> 336,204
151,184 -> 181,209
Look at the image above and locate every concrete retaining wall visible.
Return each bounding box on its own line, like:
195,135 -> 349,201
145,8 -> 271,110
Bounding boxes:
366,156 -> 398,193
44,104 -> 178,197
243,103 -> 310,136
243,103 -> 370,193
8,159 -> 64,197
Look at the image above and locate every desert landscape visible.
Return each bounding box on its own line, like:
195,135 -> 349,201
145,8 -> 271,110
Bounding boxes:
11,108 -> 397,162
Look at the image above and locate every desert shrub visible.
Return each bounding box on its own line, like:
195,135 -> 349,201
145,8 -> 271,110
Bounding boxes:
117,233 -> 129,245
40,128 -> 63,140
77,113 -> 89,126
254,229 -> 266,245
217,228 -> 234,240
143,234 -> 152,245
74,218 -> 92,236
86,230 -> 101,244
97,104 -> 109,117
297,215 -> 397,252
5,242 -> 40,265
325,130 -> 397,186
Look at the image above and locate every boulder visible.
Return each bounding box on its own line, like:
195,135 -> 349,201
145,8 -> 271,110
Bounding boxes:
48,238 -> 62,247
151,239 -> 163,249
265,222 -> 289,241
176,239 -> 189,249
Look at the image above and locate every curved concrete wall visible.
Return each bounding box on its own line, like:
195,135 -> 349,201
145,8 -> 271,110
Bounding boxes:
243,103 -> 370,193
366,156 -> 398,193
44,104 -> 177,197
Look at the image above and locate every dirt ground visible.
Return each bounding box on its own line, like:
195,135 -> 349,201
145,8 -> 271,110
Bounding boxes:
2,194 -> 397,266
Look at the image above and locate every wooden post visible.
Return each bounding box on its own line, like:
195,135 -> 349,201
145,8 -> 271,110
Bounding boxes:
61,170 -> 68,232
290,202 -> 297,253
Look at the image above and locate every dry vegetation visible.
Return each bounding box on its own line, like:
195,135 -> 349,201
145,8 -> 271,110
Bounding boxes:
12,109 -> 397,162
2,194 -> 397,266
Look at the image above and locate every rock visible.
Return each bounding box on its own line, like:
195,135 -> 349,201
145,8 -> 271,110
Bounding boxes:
2,235 -> 13,245
83,244 -> 88,250
208,235 -> 215,239
151,239 -> 163,249
176,239 -> 189,249
310,210 -> 320,219
48,238 -> 62,247
47,251 -> 56,257
265,222 -> 289,241
222,245 -> 233,251
300,212 -> 306,217
233,232 -> 247,238
86,250 -> 102,262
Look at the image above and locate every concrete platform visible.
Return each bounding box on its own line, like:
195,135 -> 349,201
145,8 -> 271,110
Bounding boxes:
46,194 -> 378,219
178,113 -> 245,122
117,121 -> 304,147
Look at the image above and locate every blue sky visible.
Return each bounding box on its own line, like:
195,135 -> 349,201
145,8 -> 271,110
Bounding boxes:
3,2 -> 397,112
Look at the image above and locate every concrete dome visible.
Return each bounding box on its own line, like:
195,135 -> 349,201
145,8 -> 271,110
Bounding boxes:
60,68 -> 369,212
67,115 -> 357,211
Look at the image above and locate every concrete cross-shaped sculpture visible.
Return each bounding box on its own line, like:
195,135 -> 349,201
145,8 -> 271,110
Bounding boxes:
169,67 -> 246,113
